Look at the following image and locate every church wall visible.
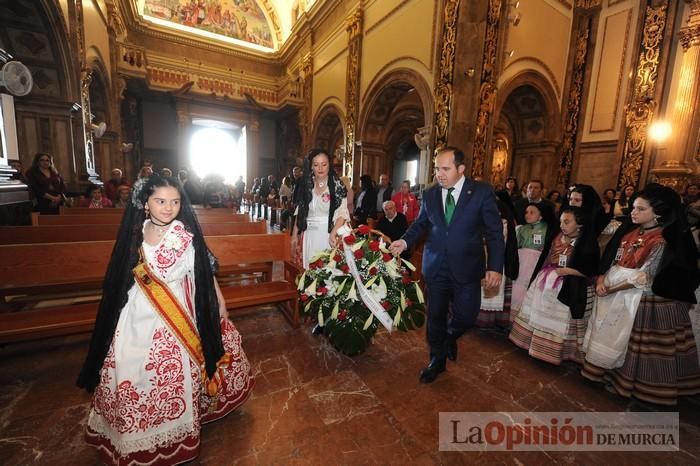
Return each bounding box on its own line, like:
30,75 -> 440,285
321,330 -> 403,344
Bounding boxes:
499,0 -> 573,106
83,0 -> 112,86
311,33 -> 347,122
575,0 -> 640,190
359,0 -> 435,103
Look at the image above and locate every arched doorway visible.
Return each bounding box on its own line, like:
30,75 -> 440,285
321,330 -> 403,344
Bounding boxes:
311,104 -> 344,174
493,73 -> 560,193
358,69 -> 432,188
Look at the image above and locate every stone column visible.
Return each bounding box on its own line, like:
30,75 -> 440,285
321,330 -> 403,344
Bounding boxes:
344,7 -> 363,180
299,56 -> 313,154
649,0 -> 700,188
175,105 -> 190,171
246,116 -> 261,188
414,126 -> 432,185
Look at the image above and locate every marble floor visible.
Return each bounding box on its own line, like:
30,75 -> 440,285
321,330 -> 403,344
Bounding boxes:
1,308 -> 699,465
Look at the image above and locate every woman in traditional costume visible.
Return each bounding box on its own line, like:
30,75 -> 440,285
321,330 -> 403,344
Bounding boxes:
77,174 -> 254,465
582,184 -> 700,405
510,202 -> 555,315
509,207 -> 599,365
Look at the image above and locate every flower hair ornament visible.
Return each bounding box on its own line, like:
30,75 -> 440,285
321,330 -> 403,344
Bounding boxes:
131,176 -> 148,210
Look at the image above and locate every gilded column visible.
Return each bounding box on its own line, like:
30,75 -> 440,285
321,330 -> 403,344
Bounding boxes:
299,56 -> 313,154
650,0 -> 700,188
471,0 -> 504,178
433,0 -> 461,150
344,8 -> 362,178
76,0 -> 101,184
176,108 -> 190,172
617,3 -> 668,189
246,117 -> 261,187
556,1 -> 600,189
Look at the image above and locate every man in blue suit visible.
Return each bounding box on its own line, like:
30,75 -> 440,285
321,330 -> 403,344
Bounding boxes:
390,147 -> 505,383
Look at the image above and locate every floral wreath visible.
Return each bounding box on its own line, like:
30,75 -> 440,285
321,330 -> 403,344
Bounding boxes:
297,224 -> 425,355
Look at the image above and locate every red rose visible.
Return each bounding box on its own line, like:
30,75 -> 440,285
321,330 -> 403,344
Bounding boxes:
316,259 -> 325,268
338,310 -> 348,321
340,264 -> 350,273
369,267 -> 377,275
317,287 -> 328,295
334,253 -> 343,262
402,275 -> 412,284
300,294 -> 309,302
382,253 -> 392,262
358,224 -> 371,235
382,301 -> 392,310
354,249 -> 364,259
343,235 -> 356,245
369,240 -> 380,252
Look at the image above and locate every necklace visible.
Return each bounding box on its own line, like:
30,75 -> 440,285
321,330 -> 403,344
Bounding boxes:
149,221 -> 168,235
638,224 -> 660,235
316,178 -> 328,189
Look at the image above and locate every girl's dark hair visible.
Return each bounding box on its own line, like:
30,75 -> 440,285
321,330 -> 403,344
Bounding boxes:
77,174 -> 224,392
295,148 -> 346,234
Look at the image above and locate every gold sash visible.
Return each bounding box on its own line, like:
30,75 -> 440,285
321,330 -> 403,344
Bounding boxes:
133,248 -> 230,396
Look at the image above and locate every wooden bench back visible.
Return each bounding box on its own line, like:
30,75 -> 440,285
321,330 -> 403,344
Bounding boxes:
33,212 -> 249,226
59,207 -> 247,219
0,233 -> 289,290
0,221 -> 267,245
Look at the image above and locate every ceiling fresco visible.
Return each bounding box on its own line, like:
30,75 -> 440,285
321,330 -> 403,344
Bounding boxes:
138,0 -> 275,51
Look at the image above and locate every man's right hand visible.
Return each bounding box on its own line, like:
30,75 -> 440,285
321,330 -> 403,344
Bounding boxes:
389,240 -> 406,256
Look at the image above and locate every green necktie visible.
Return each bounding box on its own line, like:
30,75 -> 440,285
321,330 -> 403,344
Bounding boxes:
445,187 -> 455,224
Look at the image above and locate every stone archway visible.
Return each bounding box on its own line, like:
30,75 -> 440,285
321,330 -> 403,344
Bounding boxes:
493,71 -> 561,193
311,103 -> 344,174
357,68 -> 431,186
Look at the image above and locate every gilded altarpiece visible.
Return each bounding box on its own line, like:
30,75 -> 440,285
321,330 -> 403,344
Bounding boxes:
617,3 -> 667,189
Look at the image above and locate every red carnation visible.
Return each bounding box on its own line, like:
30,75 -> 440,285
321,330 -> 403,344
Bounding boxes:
369,240 -> 380,252
382,301 -> 392,310
343,235 -> 356,245
338,310 -> 348,321
340,264 -> 350,273
317,287 -> 328,296
382,253 -> 392,262
369,266 -> 377,275
300,294 -> 309,302
334,253 -> 343,262
402,275 -> 412,284
358,224 -> 371,235
354,249 -> 364,259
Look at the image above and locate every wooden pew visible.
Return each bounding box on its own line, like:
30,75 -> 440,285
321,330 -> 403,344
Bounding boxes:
0,234 -> 301,343
0,221 -> 267,245
59,207 -> 245,216
33,212 -> 248,226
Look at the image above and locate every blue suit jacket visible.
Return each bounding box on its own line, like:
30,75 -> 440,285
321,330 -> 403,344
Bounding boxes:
402,179 -> 505,284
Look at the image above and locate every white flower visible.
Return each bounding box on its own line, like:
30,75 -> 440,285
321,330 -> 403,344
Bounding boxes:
164,235 -> 184,252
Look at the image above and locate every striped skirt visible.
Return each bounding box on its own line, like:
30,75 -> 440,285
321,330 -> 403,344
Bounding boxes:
581,296 -> 700,406
476,278 -> 512,328
509,272 -> 594,365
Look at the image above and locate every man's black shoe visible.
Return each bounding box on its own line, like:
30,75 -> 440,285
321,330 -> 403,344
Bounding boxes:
419,358 -> 446,384
311,324 -> 324,336
446,338 -> 458,362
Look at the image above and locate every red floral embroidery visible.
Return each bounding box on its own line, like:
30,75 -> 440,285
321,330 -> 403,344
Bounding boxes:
93,328 -> 187,433
152,224 -> 193,276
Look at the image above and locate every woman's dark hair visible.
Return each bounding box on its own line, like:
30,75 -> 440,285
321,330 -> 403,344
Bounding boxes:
546,190 -> 561,201
77,174 -> 224,392
29,152 -> 57,174
505,176 -> 518,190
560,206 -> 586,228
619,184 -> 636,203
603,188 -> 616,200
295,148 -> 346,234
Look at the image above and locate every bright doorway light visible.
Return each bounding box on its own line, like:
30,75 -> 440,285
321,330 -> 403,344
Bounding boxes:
189,127 -> 246,184
406,160 -> 418,185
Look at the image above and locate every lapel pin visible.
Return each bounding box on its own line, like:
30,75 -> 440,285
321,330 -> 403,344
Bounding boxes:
467,190 -> 472,195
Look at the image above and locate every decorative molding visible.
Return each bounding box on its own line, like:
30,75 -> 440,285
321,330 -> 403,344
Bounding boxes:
258,0 -> 284,46
344,7 -> 363,177
365,0 -> 412,36
299,55 -> 314,152
557,13 -> 593,188
472,0 -> 503,178
617,3 -> 667,189
679,0 -> 700,51
575,0 -> 602,8
555,0 -> 573,9
432,0 -> 461,150
505,56 -> 561,98
588,8 -> 632,133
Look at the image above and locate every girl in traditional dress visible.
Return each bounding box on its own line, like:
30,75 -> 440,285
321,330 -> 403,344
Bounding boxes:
77,175 -> 254,465
510,202 -> 554,315
476,193 -> 518,329
292,149 -> 350,334
509,207 -> 599,365
582,184 -> 700,405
